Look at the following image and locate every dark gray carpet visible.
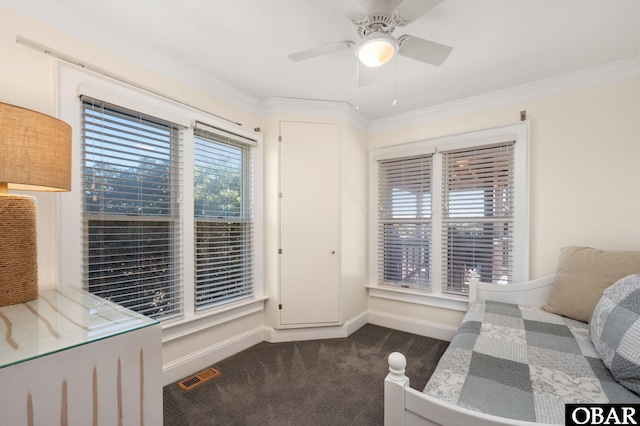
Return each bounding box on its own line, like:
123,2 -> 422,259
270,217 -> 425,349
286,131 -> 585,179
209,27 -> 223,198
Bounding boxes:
163,324 -> 449,426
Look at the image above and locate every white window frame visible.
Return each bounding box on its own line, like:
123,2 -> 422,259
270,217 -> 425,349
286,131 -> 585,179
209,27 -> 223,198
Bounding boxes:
80,97 -> 185,321
193,123 -> 257,310
368,121 -> 529,311
57,62 -> 265,340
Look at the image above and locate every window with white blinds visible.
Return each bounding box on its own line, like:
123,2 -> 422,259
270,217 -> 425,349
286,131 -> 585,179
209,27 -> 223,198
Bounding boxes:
378,154 -> 433,290
81,97 -> 183,321
373,123 -> 528,299
442,142 -> 515,295
193,124 -> 255,310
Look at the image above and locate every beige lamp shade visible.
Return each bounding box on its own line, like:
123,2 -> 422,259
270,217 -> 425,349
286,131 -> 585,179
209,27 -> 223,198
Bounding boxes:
0,102 -> 72,306
0,102 -> 71,192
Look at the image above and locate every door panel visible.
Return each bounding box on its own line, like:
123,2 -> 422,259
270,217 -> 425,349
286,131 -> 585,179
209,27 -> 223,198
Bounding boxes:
279,121 -> 340,325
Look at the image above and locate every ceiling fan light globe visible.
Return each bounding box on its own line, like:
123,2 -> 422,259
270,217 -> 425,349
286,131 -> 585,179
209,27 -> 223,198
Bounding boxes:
356,34 -> 398,67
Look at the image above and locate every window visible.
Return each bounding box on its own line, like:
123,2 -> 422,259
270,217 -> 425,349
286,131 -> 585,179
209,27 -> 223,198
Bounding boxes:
193,124 -> 255,309
59,65 -> 263,328
82,97 -> 183,320
80,103 -> 259,320
377,154 -> 432,290
371,122 -> 528,300
441,143 -> 515,295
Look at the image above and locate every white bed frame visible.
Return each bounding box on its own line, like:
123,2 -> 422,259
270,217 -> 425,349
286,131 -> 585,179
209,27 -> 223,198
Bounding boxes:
384,273 -> 557,426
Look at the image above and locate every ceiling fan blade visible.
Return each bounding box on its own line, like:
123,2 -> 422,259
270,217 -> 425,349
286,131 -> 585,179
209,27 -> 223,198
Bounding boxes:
288,41 -> 354,62
395,0 -> 444,24
358,0 -> 403,16
398,35 -> 452,66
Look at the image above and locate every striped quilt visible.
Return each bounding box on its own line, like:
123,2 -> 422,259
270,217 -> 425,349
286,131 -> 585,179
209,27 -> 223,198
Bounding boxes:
423,301 -> 640,424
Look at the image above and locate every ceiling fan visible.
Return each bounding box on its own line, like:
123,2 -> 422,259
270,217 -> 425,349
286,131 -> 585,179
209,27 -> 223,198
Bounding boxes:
288,0 -> 452,68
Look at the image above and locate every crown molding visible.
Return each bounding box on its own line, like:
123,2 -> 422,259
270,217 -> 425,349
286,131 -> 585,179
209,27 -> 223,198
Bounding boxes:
74,38 -> 264,117
7,0 -> 640,135
3,2 -> 263,117
258,97 -> 371,131
61,51 -> 640,134
368,56 -> 640,134
252,56 -> 640,133
151,60 -> 263,116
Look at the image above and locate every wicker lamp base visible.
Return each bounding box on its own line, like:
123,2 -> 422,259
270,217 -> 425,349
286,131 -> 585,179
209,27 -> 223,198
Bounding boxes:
0,193 -> 38,306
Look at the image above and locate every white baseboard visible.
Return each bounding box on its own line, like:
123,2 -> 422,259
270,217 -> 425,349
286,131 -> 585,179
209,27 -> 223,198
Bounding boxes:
368,310 -> 458,342
263,310 -> 369,343
345,310 -> 369,335
162,326 -> 264,386
162,310 -> 454,386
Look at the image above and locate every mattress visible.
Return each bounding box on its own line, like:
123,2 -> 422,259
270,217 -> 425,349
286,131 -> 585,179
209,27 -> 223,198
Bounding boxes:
423,301 -> 640,424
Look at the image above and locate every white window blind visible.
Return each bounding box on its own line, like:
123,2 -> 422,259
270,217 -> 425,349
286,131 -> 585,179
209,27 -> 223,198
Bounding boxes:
81,97 -> 183,320
378,154 -> 432,290
441,142 -> 515,295
193,124 -> 255,310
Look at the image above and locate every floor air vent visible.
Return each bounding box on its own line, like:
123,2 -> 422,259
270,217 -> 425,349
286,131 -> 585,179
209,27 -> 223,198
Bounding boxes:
177,368 -> 221,391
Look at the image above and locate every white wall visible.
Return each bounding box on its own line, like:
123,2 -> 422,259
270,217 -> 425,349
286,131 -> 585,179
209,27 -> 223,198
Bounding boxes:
337,120 -> 370,322
368,76 -> 640,329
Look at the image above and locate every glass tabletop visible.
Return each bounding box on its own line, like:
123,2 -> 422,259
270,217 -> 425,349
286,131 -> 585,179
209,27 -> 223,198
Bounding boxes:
0,286 -> 157,369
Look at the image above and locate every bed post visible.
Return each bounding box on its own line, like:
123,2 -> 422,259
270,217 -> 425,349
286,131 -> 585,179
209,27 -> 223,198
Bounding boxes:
385,352 -> 409,426
468,269 -> 479,303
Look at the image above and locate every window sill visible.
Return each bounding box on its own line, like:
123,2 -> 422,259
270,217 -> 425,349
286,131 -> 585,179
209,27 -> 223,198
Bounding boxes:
161,295 -> 268,343
366,285 -> 469,312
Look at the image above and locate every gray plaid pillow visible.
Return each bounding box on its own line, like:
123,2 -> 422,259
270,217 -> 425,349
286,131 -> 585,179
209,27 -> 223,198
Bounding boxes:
590,274 -> 640,395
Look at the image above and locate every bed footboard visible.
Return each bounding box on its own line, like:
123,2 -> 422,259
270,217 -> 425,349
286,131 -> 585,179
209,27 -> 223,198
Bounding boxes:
384,352 -> 410,425
386,352 -> 451,425
385,354 -> 554,426
385,275 -> 562,425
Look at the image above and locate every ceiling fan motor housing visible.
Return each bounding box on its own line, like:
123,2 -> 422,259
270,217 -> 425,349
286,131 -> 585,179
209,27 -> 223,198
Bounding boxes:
356,14 -> 397,37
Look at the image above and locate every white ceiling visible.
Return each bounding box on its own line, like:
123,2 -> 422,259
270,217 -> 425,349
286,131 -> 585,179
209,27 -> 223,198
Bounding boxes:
2,0 -> 640,122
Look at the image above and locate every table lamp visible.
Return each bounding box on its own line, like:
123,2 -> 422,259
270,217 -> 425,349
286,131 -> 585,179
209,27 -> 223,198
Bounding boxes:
0,102 -> 71,306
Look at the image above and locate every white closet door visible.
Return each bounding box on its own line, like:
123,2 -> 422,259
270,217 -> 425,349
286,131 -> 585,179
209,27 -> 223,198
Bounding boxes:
279,121 -> 340,326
